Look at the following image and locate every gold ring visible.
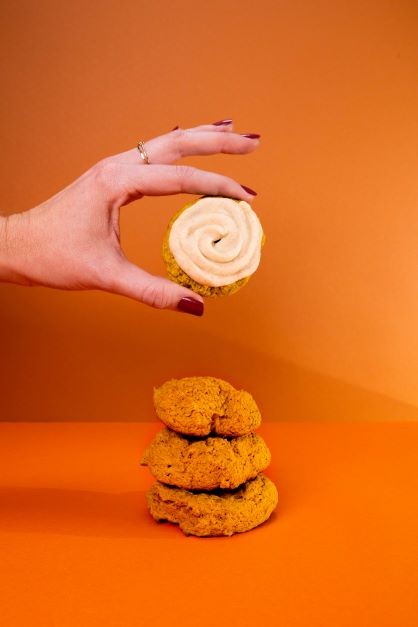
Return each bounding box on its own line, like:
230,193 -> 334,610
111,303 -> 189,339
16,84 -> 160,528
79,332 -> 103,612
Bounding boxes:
137,141 -> 150,164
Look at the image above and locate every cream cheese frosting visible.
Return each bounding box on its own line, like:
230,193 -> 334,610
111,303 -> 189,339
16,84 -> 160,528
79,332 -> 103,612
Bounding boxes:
168,196 -> 263,287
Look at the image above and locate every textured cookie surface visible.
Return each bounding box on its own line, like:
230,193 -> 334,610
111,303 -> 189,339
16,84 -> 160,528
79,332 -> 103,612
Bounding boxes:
162,197 -> 265,298
153,376 -> 262,437
146,474 -> 278,537
141,428 -> 271,490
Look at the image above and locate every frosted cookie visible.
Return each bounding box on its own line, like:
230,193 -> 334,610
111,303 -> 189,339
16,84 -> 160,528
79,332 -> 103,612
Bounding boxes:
153,376 -> 262,437
146,474 -> 278,537
141,428 -> 271,490
162,196 -> 265,297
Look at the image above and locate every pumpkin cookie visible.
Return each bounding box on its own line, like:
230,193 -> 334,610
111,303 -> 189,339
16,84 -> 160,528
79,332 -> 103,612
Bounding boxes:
146,474 -> 278,537
163,196 -> 265,297
153,376 -> 261,437
141,428 -> 271,490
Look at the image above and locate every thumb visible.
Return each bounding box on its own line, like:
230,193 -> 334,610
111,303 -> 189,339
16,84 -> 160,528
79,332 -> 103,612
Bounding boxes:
107,259 -> 204,316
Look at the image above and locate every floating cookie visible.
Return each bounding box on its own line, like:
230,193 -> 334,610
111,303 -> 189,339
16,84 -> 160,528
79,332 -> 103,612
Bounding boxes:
141,428 -> 271,490
146,474 -> 278,537
153,376 -> 262,437
162,196 -> 265,297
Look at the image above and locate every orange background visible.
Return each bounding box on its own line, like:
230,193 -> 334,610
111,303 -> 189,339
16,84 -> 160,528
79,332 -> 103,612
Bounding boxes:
0,0 -> 417,422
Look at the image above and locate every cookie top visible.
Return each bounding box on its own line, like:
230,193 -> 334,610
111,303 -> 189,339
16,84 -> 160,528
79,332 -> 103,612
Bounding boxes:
141,428 -> 271,490
146,474 -> 278,537
153,376 -> 262,437
163,196 -> 264,296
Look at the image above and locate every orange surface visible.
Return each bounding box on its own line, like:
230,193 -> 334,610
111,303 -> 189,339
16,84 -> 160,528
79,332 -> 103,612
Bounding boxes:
1,0 -> 418,422
1,420 -> 418,627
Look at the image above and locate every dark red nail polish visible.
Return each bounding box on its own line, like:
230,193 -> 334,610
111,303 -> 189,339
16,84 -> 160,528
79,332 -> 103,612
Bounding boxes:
213,119 -> 233,126
171,125 -> 179,131
177,297 -> 204,316
241,133 -> 261,139
241,184 -> 257,196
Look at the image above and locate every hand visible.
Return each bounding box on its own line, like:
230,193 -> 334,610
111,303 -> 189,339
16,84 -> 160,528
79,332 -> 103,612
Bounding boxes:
0,119 -> 260,315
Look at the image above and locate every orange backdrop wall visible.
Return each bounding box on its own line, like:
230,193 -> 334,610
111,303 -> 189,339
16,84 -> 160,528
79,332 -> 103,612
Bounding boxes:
0,0 -> 417,422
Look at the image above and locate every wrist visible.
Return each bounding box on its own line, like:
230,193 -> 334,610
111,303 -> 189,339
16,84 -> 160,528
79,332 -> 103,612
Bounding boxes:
0,213 -> 31,285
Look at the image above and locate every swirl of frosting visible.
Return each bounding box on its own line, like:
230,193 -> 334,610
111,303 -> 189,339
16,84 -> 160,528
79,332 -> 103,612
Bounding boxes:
168,196 -> 263,287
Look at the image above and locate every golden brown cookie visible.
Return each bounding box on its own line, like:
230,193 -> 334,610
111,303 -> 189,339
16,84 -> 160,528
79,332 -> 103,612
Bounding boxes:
146,474 -> 278,537
153,376 -> 262,437
141,428 -> 271,490
162,196 -> 265,298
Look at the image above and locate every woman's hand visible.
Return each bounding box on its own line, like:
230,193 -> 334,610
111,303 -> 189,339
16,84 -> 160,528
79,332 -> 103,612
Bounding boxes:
0,119 -> 260,315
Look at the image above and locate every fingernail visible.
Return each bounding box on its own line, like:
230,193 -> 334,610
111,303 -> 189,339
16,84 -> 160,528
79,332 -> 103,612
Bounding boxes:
241,133 -> 261,139
213,119 -> 233,126
177,297 -> 204,316
171,125 -> 179,131
241,184 -> 257,196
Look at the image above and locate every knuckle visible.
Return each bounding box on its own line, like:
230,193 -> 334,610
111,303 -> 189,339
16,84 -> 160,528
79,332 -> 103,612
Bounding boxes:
141,281 -> 171,309
174,164 -> 194,182
219,135 -> 231,154
91,159 -> 120,189
172,128 -> 186,152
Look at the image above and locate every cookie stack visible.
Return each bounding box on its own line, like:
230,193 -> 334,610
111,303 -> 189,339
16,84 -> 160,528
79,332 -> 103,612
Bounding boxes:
141,376 -> 278,537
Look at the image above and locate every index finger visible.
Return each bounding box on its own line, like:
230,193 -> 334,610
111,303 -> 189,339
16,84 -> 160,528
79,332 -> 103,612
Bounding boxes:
100,163 -> 257,205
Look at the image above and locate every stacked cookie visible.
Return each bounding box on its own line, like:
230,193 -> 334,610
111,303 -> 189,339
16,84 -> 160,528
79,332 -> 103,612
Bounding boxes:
141,376 -> 278,537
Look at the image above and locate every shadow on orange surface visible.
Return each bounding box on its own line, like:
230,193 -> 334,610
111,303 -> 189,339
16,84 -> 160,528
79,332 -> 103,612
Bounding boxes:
0,487 -> 165,539
0,486 -> 279,540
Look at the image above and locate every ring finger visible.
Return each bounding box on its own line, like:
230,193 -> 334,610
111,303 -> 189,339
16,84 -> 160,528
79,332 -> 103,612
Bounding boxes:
109,120 -> 260,165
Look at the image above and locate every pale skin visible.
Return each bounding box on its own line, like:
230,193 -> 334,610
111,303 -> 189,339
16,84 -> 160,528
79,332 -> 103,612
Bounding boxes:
0,119 -> 260,315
